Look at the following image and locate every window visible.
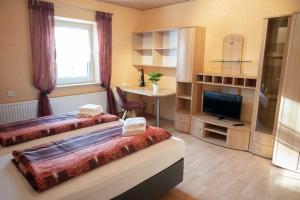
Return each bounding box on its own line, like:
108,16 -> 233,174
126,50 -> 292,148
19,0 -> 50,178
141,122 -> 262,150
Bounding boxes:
54,17 -> 99,86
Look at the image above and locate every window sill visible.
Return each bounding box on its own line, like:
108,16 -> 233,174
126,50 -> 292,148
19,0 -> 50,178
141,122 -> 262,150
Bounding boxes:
56,82 -> 101,88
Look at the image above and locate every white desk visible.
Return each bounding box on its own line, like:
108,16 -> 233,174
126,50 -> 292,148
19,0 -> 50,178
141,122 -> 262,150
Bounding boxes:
121,86 -> 175,127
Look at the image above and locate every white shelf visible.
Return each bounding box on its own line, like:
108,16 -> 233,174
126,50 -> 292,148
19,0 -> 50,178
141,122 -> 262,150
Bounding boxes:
133,29 -> 178,68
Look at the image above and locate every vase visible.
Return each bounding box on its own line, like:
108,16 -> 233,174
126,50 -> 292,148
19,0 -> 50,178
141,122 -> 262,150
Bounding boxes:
152,84 -> 159,94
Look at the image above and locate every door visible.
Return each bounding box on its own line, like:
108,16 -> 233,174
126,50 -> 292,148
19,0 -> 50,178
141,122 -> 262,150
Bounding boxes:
177,28 -> 195,82
273,13 -> 300,173
254,17 -> 290,136
226,129 -> 250,150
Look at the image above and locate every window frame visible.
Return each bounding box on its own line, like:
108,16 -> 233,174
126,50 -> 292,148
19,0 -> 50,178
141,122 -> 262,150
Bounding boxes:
54,17 -> 99,86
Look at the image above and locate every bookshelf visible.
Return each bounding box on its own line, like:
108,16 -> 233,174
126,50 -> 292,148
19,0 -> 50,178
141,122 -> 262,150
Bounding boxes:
132,29 -> 178,68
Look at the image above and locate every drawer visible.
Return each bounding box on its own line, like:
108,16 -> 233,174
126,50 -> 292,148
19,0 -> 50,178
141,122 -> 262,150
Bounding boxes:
190,117 -> 203,138
175,113 -> 191,123
251,131 -> 275,147
249,142 -> 274,158
175,121 -> 190,133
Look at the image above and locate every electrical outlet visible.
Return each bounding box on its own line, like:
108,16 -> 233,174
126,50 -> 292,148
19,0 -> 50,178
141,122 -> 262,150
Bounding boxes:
7,90 -> 15,97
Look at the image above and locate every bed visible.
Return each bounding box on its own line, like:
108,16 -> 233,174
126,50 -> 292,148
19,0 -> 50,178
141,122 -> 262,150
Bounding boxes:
0,135 -> 184,200
0,112 -> 119,146
0,120 -> 123,156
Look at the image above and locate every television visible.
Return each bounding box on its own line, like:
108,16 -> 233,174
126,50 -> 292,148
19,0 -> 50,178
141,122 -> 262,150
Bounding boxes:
202,91 -> 243,120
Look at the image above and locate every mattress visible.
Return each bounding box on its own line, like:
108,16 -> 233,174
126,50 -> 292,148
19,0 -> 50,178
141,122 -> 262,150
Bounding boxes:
0,120 -> 123,156
0,136 -> 185,200
13,124 -> 172,191
0,112 -> 119,146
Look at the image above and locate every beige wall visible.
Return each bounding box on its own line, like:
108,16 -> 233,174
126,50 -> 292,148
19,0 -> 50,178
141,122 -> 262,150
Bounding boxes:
139,0 -> 300,85
0,0 -> 141,104
135,0 -> 300,120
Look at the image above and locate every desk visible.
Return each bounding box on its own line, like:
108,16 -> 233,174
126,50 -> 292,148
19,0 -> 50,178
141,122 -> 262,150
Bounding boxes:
121,86 -> 176,127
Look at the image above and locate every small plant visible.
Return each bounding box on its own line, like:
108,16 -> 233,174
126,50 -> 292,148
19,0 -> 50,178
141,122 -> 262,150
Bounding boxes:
148,72 -> 163,85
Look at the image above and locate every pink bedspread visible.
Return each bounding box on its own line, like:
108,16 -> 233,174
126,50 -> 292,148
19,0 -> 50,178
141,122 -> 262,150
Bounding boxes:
0,112 -> 119,146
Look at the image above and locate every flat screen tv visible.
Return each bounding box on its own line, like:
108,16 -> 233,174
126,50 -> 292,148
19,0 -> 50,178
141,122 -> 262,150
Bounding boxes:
202,91 -> 243,120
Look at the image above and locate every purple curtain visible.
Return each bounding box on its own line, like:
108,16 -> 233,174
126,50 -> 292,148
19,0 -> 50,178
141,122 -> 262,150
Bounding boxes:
28,0 -> 56,117
96,12 -> 117,115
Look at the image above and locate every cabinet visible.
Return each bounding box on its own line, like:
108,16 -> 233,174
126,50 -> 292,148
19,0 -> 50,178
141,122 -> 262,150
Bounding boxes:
132,29 -> 178,68
227,129 -> 250,150
177,27 -> 205,82
273,13 -> 300,173
175,27 -> 205,133
191,114 -> 251,150
250,15 -> 291,158
190,116 -> 204,138
174,112 -> 191,133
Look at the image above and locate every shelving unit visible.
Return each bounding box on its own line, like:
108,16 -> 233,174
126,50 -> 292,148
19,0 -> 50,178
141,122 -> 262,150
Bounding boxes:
133,32 -> 153,49
132,29 -> 178,68
175,81 -> 195,133
177,82 -> 192,97
196,73 -> 257,89
176,82 -> 192,114
133,49 -> 153,66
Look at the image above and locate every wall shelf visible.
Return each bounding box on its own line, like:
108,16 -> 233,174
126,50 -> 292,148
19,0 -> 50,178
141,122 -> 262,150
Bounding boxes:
132,29 -> 178,68
196,73 -> 257,89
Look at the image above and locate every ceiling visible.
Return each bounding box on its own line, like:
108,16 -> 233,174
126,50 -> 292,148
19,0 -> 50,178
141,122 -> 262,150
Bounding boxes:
99,0 -> 190,10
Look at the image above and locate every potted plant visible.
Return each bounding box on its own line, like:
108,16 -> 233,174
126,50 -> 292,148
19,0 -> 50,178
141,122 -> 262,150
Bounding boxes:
148,72 -> 163,94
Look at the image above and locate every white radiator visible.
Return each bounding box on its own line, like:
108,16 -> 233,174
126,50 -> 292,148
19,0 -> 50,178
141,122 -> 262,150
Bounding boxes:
0,92 -> 107,125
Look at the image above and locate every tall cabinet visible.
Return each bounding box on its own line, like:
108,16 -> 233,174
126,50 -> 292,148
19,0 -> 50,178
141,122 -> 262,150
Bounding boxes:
250,15 -> 292,158
273,12 -> 300,172
175,27 -> 205,133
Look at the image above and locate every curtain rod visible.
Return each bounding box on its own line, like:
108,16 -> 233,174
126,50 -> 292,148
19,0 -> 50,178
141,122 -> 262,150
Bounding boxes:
51,1 -> 113,15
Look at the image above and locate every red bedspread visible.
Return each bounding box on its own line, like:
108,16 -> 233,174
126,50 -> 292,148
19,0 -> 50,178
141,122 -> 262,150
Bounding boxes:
0,112 -> 119,146
12,124 -> 171,192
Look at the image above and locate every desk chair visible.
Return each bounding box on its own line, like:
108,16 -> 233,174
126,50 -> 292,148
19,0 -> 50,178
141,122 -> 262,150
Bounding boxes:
116,87 -> 142,120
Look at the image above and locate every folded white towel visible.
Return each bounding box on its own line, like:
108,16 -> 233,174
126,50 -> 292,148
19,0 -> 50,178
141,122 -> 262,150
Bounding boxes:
122,117 -> 146,136
122,126 -> 146,136
123,117 -> 146,130
79,104 -> 104,117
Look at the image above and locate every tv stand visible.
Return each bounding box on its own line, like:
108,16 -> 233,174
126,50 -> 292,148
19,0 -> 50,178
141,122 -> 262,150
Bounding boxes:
190,114 -> 251,150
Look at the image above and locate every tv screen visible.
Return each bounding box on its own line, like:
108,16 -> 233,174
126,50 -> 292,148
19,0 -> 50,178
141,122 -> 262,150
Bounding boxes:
203,91 -> 243,120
